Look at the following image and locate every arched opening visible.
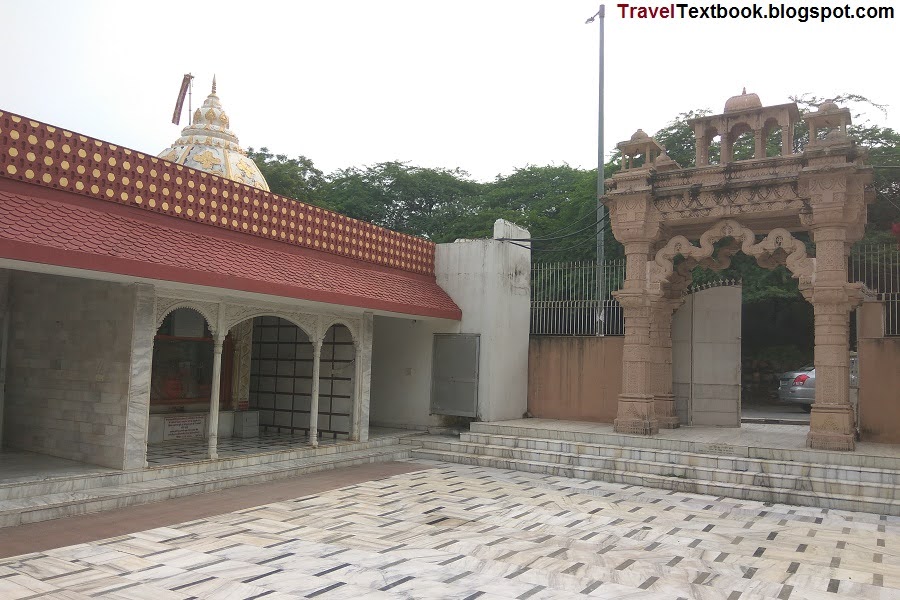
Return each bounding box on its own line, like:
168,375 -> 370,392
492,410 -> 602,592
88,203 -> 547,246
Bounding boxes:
730,123 -> 755,161
764,118 -> 783,157
247,316 -> 314,437
706,128 -> 721,165
150,308 -> 230,416
316,323 -> 356,440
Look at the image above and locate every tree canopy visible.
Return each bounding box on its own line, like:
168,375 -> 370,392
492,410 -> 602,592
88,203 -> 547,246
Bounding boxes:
250,94 -> 899,304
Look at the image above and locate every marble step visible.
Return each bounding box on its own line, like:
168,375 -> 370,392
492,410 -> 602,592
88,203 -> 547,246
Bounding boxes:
410,446 -> 900,516
0,435 -> 405,502
469,422 -> 900,471
417,438 -> 900,501
459,432 -> 900,486
0,444 -> 411,528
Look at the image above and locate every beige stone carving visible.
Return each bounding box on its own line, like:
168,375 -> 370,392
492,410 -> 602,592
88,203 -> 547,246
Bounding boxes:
604,93 -> 873,450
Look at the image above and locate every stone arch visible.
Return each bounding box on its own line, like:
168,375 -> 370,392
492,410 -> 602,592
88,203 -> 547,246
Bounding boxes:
317,317 -> 360,349
222,307 -> 316,342
649,219 -> 814,293
156,300 -> 217,336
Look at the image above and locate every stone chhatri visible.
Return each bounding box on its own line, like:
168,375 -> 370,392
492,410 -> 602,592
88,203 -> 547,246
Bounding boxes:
158,77 -> 270,191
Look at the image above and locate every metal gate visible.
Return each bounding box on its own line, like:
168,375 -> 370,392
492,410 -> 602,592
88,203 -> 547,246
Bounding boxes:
672,284 -> 742,426
430,334 -> 480,417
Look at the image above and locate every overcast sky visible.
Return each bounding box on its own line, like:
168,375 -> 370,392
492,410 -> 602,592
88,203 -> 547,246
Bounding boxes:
4,0 -> 898,182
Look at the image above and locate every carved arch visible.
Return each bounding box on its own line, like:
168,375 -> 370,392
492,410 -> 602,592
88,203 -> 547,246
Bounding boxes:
155,298 -> 219,336
318,317 -> 361,348
221,305 -> 317,342
649,219 -> 814,292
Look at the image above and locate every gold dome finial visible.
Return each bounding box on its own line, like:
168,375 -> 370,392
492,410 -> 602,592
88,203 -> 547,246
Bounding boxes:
211,75 -> 217,95
742,86 -> 747,94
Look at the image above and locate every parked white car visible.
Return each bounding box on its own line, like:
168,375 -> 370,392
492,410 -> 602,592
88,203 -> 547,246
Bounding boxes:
777,354 -> 858,411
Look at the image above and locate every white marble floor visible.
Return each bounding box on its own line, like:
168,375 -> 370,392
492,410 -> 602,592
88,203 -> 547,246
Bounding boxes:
1,460 -> 897,599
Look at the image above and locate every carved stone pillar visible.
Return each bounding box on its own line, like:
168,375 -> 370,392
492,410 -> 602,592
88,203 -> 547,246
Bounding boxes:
807,226 -> 859,451
613,241 -> 658,435
651,297 -> 682,429
230,320 -> 253,411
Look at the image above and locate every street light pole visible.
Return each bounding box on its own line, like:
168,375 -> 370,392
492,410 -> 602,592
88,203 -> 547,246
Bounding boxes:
587,5 -> 606,335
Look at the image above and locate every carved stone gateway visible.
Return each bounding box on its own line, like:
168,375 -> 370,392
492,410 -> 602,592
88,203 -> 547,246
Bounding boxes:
604,92 -> 873,450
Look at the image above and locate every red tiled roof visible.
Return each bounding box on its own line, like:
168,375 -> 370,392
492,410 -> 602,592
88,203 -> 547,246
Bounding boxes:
0,110 -> 434,275
0,181 -> 461,320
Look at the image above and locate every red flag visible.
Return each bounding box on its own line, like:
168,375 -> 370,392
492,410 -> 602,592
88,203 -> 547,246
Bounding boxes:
171,74 -> 193,125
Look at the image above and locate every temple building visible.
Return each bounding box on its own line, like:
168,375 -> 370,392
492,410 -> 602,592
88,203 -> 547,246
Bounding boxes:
0,79 -> 531,475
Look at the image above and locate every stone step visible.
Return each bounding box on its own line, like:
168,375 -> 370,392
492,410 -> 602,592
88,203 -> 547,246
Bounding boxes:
418,438 -> 900,501
469,422 -> 900,471
0,444 -> 411,528
458,432 -> 900,486
0,436 -> 404,502
410,446 -> 900,516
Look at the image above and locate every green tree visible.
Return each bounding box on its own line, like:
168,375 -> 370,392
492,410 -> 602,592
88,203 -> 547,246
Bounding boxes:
246,148 -> 326,206
321,162 -> 482,241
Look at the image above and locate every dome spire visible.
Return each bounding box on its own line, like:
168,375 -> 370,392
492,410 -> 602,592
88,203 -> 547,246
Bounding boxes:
211,75 -> 217,95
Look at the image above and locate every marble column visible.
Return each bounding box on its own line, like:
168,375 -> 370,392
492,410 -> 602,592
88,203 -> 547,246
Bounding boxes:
208,333 -> 225,460
309,339 -> 322,447
807,226 -> 858,451
613,242 -> 658,435
352,312 -> 373,443
651,297 -> 681,429
122,284 -> 155,470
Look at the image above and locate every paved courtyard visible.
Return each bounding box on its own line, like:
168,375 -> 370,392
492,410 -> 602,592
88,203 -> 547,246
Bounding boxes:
0,461 -> 897,599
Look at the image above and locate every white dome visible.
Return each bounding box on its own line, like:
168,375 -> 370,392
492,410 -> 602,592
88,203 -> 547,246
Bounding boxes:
158,78 -> 270,191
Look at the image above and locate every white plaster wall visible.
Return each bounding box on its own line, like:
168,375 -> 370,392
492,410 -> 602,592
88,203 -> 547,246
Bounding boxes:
435,220 -> 531,422
4,272 -> 136,468
370,316 -> 456,429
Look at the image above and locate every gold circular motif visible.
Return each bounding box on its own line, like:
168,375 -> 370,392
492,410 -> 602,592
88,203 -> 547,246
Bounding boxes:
123,161 -> 130,169
161,202 -> 169,210
24,169 -> 34,179
199,211 -> 205,219
108,157 -> 116,167
176,176 -> 182,184
232,219 -> 238,227
243,223 -> 248,230
137,166 -> 145,174
6,165 -> 16,175
199,198 -> 206,206
136,181 -> 143,189
162,188 -> 169,197
122,176 -> 129,185
42,173 -> 51,183
175,190 -> 182,199
163,173 -> 170,182
26,151 -> 35,161
149,199 -> 156,208
135,196 -> 143,204
149,184 -> 157,192
121,192 -> 128,201
200,184 -> 206,192
77,148 -> 86,158
93,153 -> 101,162
10,131 -> 19,140
188,180 -> 194,189
60,160 -> 69,169
175,206 -> 182,214
252,225 -> 259,232
106,189 -> 114,198
92,169 -> 100,178
45,140 -> 55,150
28,135 -> 37,144
7,148 -> 17,157
59,177 -> 68,186
187,208 -> 194,216
76,181 -> 84,190
211,187 -> 218,195
107,173 -> 115,182
11,115 -> 21,123
76,165 -> 85,175
150,169 -> 157,177
90,184 -> 99,193
210,201 -> 217,209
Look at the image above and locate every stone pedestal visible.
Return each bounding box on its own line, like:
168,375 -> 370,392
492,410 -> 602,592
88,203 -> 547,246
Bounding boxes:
808,403 -> 855,451
654,393 -> 679,429
614,394 -> 659,435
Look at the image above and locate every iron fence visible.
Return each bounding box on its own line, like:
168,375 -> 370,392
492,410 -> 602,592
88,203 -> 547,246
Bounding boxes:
530,259 -> 625,336
850,243 -> 900,336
